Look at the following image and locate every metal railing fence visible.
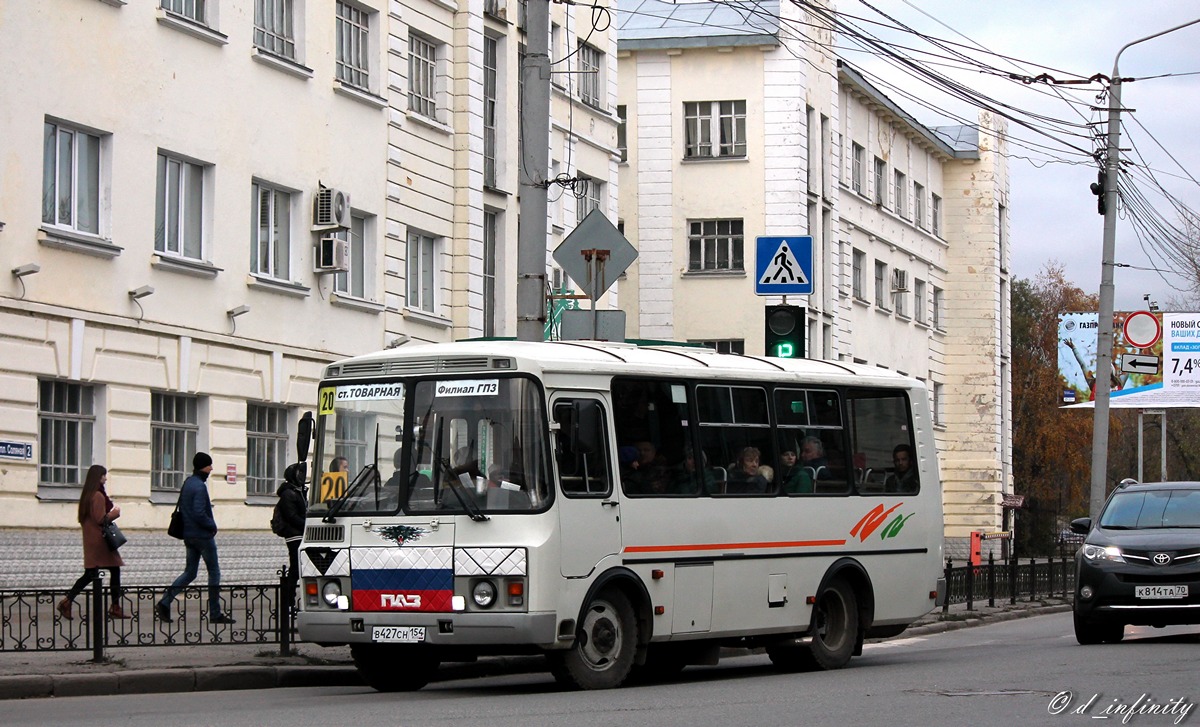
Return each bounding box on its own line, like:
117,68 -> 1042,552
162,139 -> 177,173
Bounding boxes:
943,552 -> 1075,613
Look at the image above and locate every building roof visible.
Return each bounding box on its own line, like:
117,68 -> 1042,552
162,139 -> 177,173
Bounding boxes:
617,0 -> 781,51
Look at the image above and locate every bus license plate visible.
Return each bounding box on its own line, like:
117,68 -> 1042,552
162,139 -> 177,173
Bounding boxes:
1135,585 -> 1187,599
372,626 -> 426,643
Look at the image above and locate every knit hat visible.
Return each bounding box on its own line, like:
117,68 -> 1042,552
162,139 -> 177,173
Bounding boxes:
193,451 -> 213,471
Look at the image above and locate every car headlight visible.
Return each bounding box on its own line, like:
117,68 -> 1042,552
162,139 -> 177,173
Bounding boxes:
322,580 -> 342,606
1082,544 -> 1125,563
472,579 -> 497,608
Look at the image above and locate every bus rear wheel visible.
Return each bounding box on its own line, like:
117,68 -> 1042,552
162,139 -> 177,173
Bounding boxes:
351,644 -> 438,692
808,579 -> 858,670
549,588 -> 637,690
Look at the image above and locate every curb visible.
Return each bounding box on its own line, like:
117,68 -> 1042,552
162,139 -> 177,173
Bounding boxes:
904,603 -> 1072,637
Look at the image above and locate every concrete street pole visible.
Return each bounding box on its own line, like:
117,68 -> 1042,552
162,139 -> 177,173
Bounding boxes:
1089,18 -> 1200,518
516,1 -> 552,342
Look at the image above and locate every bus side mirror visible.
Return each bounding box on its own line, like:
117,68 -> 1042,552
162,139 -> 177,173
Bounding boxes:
296,411 -> 314,481
573,400 -> 602,456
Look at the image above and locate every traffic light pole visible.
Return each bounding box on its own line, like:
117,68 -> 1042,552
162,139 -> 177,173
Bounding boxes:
517,1 -> 552,342
1089,18 -> 1200,518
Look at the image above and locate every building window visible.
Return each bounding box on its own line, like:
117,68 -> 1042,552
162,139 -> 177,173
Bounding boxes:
483,210 -> 498,337
894,170 -> 907,218
695,340 -> 745,355
155,153 -> 205,260
335,1 -> 370,89
152,393 -> 198,492
576,175 -> 602,221
251,182 -> 291,280
873,157 -> 886,206
247,403 -> 288,497
616,105 -> 627,162
851,143 -> 864,194
852,248 -> 865,299
913,182 -> 925,228
933,286 -> 944,329
684,101 -> 746,159
162,0 -> 206,23
550,23 -> 563,88
932,382 -> 944,426
914,278 -> 927,324
484,35 -> 498,188
333,213 -> 367,297
932,194 -> 942,236
42,120 -> 103,236
578,41 -> 603,108
687,219 -> 744,271
999,203 -> 1008,273
874,260 -> 888,309
408,34 -> 438,118
254,0 -> 295,59
894,269 -> 908,317
38,380 -> 95,487
407,231 -> 438,313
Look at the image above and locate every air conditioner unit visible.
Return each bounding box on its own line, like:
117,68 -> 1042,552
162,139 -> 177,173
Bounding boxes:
891,269 -> 910,292
312,186 -> 351,230
314,235 -> 351,273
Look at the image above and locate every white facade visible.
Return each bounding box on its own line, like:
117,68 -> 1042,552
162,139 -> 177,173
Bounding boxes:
616,0 -> 1011,551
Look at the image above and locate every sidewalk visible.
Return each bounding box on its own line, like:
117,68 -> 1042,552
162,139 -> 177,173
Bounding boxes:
0,598 -> 1071,700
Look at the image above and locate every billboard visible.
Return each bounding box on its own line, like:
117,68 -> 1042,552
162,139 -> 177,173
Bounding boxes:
1058,311 -> 1200,408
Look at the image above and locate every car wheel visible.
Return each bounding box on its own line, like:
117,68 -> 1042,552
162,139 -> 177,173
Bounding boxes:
548,588 -> 637,690
1073,610 -> 1122,645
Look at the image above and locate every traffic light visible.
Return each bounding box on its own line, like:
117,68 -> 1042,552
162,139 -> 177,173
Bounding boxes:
764,305 -> 805,358
1089,169 -> 1106,215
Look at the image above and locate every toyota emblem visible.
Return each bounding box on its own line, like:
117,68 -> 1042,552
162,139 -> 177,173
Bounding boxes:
1152,553 -> 1172,566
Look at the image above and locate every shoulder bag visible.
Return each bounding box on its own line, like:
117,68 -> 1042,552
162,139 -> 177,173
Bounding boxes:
101,518 -> 128,551
168,490 -> 185,539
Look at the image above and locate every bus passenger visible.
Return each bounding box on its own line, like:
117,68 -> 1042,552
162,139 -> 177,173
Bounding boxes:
777,448 -> 813,494
800,436 -> 829,480
726,447 -> 769,493
623,440 -> 670,494
885,444 -> 919,493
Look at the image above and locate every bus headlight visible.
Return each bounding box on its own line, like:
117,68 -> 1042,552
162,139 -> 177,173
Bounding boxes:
322,580 -> 343,607
472,580 -> 497,608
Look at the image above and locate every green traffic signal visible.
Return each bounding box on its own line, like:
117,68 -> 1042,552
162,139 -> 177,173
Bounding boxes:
764,305 -> 805,358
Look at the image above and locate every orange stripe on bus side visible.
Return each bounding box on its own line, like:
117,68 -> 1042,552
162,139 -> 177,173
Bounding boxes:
623,540 -> 848,554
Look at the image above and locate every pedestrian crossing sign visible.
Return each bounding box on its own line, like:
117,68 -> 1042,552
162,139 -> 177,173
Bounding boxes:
755,236 -> 813,295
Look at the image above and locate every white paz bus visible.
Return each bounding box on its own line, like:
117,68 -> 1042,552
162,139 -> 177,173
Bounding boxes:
297,340 -> 946,690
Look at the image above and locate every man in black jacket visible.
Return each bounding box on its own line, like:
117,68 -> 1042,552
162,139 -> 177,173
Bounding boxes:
277,463 -> 308,614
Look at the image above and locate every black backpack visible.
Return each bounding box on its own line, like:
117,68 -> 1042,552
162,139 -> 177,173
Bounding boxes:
270,497 -> 286,536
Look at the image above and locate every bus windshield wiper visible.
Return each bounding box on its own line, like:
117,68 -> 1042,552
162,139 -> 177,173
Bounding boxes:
323,464 -> 379,522
445,468 -> 489,522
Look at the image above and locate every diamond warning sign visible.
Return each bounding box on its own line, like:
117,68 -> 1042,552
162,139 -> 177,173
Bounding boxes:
755,236 -> 813,296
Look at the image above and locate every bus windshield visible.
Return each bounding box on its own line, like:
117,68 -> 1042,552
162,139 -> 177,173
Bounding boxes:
311,375 -> 551,516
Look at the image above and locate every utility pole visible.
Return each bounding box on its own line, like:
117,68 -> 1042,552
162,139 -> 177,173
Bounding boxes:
1089,18 -> 1200,518
516,1 -> 552,342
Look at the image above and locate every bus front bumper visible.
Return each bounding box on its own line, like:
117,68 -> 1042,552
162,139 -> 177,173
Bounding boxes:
298,610 -> 561,648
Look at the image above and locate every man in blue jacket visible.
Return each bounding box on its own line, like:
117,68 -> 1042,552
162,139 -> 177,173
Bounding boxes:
156,452 -> 235,624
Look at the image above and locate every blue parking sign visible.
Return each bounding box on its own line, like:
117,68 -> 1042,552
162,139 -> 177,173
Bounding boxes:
755,236 -> 813,295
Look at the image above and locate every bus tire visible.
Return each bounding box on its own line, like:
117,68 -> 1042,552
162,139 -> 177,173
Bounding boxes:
351,644 -> 438,692
548,588 -> 637,690
808,579 -> 858,670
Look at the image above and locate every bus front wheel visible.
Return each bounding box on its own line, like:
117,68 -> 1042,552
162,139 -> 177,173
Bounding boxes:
808,579 -> 858,670
549,588 -> 637,690
351,644 -> 438,692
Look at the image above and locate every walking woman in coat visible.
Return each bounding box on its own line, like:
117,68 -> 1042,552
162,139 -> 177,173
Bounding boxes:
58,464 -> 130,620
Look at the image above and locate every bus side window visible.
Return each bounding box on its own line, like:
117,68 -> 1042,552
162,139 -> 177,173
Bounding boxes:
554,399 -> 612,496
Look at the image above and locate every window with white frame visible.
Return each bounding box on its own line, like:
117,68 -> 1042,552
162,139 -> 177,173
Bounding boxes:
894,268 -> 908,317
932,381 -> 944,426
550,23 -> 563,88
576,175 -> 602,221
407,230 -> 438,313
247,403 -> 288,497
874,260 -> 888,309
251,182 -> 291,280
894,170 -> 907,218
616,105 -> 627,162
852,248 -> 865,299
914,278 -> 927,324
913,182 -> 925,228
999,203 -> 1008,273
484,34 -> 498,188
155,152 -> 205,260
851,143 -> 865,194
483,210 -> 498,337
933,286 -> 944,329
932,193 -> 942,236
151,393 -> 198,491
334,213 -> 367,298
254,0 -> 295,59
335,1 -> 371,89
873,157 -> 886,206
39,380 -> 95,487
42,120 -> 103,236
684,101 -> 746,159
162,0 -> 207,23
408,34 -> 437,118
687,219 -> 744,271
577,41 -> 603,108
695,340 -> 745,355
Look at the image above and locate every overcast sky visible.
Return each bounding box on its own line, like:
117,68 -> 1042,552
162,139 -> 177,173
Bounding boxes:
843,0 -> 1200,311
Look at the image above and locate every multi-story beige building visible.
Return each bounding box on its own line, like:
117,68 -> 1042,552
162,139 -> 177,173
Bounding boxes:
616,0 -> 1011,553
0,0 -> 617,576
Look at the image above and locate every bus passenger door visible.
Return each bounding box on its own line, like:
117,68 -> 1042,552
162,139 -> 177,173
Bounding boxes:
552,395 -> 622,577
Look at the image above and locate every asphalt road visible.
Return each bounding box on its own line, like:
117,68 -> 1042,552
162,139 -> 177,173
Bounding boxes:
10,613 -> 1200,727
